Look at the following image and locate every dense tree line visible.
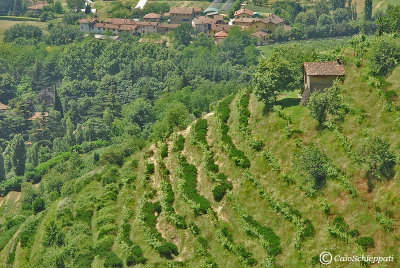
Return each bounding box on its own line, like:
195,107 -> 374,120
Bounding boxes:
0,23 -> 256,189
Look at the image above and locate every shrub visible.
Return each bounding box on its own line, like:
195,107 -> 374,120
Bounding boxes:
98,224 -> 118,240
33,196 -> 45,214
356,236 -> 374,251
156,242 -> 179,258
0,225 -> 20,251
104,252 -> 123,267
173,134 -> 185,152
95,235 -> 114,258
100,149 -> 124,166
19,217 -> 40,248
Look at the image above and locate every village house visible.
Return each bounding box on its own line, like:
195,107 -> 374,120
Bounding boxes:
215,31 -> 227,45
192,16 -> 217,35
234,8 -> 254,19
157,23 -> 180,34
143,13 -> 161,22
301,59 -> 345,105
233,14 -> 285,33
27,1 -> 49,13
0,102 -> 10,113
252,31 -> 268,45
169,7 -> 201,24
209,24 -> 231,37
79,18 -> 99,32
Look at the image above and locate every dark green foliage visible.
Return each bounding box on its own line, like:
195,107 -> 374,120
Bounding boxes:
296,145 -> 329,189
42,220 -> 65,247
356,236 -> 374,251
32,196 -> 45,214
364,0 -> 372,20
173,134 -> 185,152
217,96 -> 251,169
349,229 -> 360,237
100,149 -> 124,166
0,225 -> 20,251
178,159 -> 211,215
0,176 -> 24,196
173,23 -> 193,46
0,149 -> 5,182
212,173 -> 232,202
361,137 -> 397,181
159,143 -> 168,159
146,163 -> 155,175
3,23 -> 43,42
19,217 -> 40,248
95,235 -> 115,258
307,83 -> 343,127
104,252 -> 123,267
159,163 -> 187,229
139,201 -> 179,258
75,196 -> 95,225
12,134 -> 26,176
156,242 -> 179,258
126,246 -> 147,265
369,35 -> 400,76
193,119 -> 208,145
27,152 -> 72,183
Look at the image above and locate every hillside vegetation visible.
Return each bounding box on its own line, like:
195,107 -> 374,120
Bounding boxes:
1,31 -> 400,267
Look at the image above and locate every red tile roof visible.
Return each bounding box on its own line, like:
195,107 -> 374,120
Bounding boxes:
215,31 -> 228,38
252,31 -> 268,38
234,8 -> 254,17
262,14 -> 284,25
193,16 -> 217,25
79,18 -> 98,24
304,60 -> 345,76
169,7 -> 200,15
143,13 -> 161,19
0,102 -> 10,110
210,24 -> 231,32
29,112 -> 49,121
157,23 -> 180,28
28,1 -> 48,10
104,18 -> 135,25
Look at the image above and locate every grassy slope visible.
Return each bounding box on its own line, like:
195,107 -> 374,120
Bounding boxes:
1,58 -> 400,267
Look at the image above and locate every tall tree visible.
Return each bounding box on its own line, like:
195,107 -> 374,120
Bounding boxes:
13,0 -> 22,15
28,142 -> 39,167
66,0 -> 85,11
173,23 -> 193,46
54,86 -> 63,118
0,149 -> 5,182
65,117 -> 75,146
12,134 -> 26,176
364,0 -> 372,20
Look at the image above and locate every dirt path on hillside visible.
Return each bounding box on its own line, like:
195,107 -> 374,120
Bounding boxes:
375,0 -> 384,9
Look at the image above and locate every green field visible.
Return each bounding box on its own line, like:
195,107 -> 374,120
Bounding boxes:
0,20 -> 47,42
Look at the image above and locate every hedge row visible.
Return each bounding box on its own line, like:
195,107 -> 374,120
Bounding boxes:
216,226 -> 258,266
138,200 -> 179,258
217,96 -> 250,169
117,205 -> 147,265
228,194 -> 282,257
177,156 -> 211,215
159,159 -> 187,229
0,16 -> 40,21
236,91 -> 263,151
194,237 -> 218,267
192,119 -> 232,202
26,151 -> 72,183
243,172 -> 314,249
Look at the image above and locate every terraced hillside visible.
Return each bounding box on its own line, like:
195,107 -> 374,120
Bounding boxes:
1,43 -> 400,267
